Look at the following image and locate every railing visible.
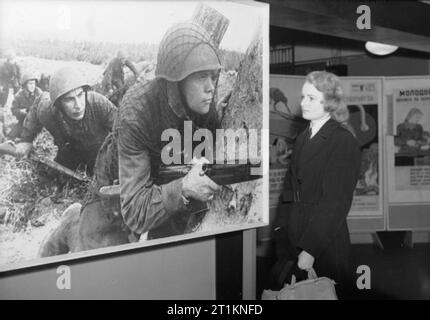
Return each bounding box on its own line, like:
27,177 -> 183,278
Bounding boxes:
270,46 -> 294,65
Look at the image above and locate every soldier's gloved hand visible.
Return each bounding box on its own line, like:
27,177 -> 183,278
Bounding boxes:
182,157 -> 220,202
14,142 -> 33,159
108,89 -> 114,95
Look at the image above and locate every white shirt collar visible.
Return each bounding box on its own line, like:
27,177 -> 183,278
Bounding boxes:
310,115 -> 331,138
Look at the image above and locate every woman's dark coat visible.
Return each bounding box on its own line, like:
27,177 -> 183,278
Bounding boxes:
274,118 -> 361,289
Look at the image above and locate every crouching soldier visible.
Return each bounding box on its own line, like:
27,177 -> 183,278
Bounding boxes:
114,21 -> 224,241
39,21 -> 229,256
14,66 -> 117,175
9,71 -> 43,139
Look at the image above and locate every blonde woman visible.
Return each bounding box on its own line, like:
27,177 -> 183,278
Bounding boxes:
273,71 -> 361,299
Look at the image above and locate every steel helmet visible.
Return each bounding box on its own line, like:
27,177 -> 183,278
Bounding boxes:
22,70 -> 39,85
155,22 -> 222,82
49,66 -> 90,106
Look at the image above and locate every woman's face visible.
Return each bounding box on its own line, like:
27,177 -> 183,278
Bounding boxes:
300,81 -> 329,121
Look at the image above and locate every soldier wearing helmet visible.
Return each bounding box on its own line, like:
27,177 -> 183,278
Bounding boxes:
102,50 -> 139,106
0,50 -> 21,107
14,66 -> 117,175
8,70 -> 43,139
119,21 -> 230,240
67,21 -> 232,250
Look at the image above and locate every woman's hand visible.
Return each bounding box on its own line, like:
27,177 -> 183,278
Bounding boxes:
298,250 -> 315,270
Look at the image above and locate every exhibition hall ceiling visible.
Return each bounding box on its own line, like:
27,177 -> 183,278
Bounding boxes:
264,0 -> 430,54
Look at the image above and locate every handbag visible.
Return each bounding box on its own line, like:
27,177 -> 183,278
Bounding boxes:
261,268 -> 337,300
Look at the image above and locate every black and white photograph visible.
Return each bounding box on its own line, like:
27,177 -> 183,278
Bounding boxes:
1,0 -> 430,304
259,0 -> 430,302
0,0 -> 269,272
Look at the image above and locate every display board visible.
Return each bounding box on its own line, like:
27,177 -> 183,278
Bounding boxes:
0,0 -> 270,273
383,76 -> 430,230
340,77 -> 385,231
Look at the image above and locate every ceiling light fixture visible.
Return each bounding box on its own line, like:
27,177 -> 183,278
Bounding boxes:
365,41 -> 399,56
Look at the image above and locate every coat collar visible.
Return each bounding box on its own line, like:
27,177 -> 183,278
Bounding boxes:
22,87 -> 42,100
293,118 -> 341,169
166,80 -> 189,120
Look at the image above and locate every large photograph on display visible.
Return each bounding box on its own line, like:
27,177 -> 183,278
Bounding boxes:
0,0 -> 269,272
341,78 -> 383,218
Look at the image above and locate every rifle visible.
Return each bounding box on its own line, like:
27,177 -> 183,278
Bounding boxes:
99,162 -> 262,198
32,154 -> 90,182
0,141 -> 89,182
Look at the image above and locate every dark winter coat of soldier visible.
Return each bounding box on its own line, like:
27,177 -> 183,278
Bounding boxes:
9,71 -> 43,139
103,51 -> 139,92
0,50 -> 21,108
102,50 -> 139,107
95,21 -> 223,240
15,66 -> 117,174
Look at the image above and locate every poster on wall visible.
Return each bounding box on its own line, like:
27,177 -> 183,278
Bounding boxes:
385,77 -> 430,204
341,78 -> 383,218
0,0 -> 269,272
393,87 -> 430,191
268,75 -> 307,209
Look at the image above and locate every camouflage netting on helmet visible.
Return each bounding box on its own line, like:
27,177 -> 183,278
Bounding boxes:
155,22 -> 221,82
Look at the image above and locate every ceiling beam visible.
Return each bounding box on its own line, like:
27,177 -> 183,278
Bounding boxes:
262,0 -> 430,54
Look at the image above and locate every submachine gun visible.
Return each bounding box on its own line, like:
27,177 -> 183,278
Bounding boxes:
99,162 -> 262,198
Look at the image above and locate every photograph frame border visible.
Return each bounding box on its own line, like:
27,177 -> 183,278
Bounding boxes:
0,0 -> 270,273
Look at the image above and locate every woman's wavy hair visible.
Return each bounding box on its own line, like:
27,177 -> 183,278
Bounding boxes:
305,71 -> 355,135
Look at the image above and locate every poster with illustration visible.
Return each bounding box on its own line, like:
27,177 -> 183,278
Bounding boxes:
268,75 -> 307,209
385,77 -> 430,230
385,78 -> 430,203
341,78 -> 383,218
393,88 -> 430,192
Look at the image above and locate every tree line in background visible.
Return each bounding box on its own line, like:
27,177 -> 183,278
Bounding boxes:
2,39 -> 243,71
